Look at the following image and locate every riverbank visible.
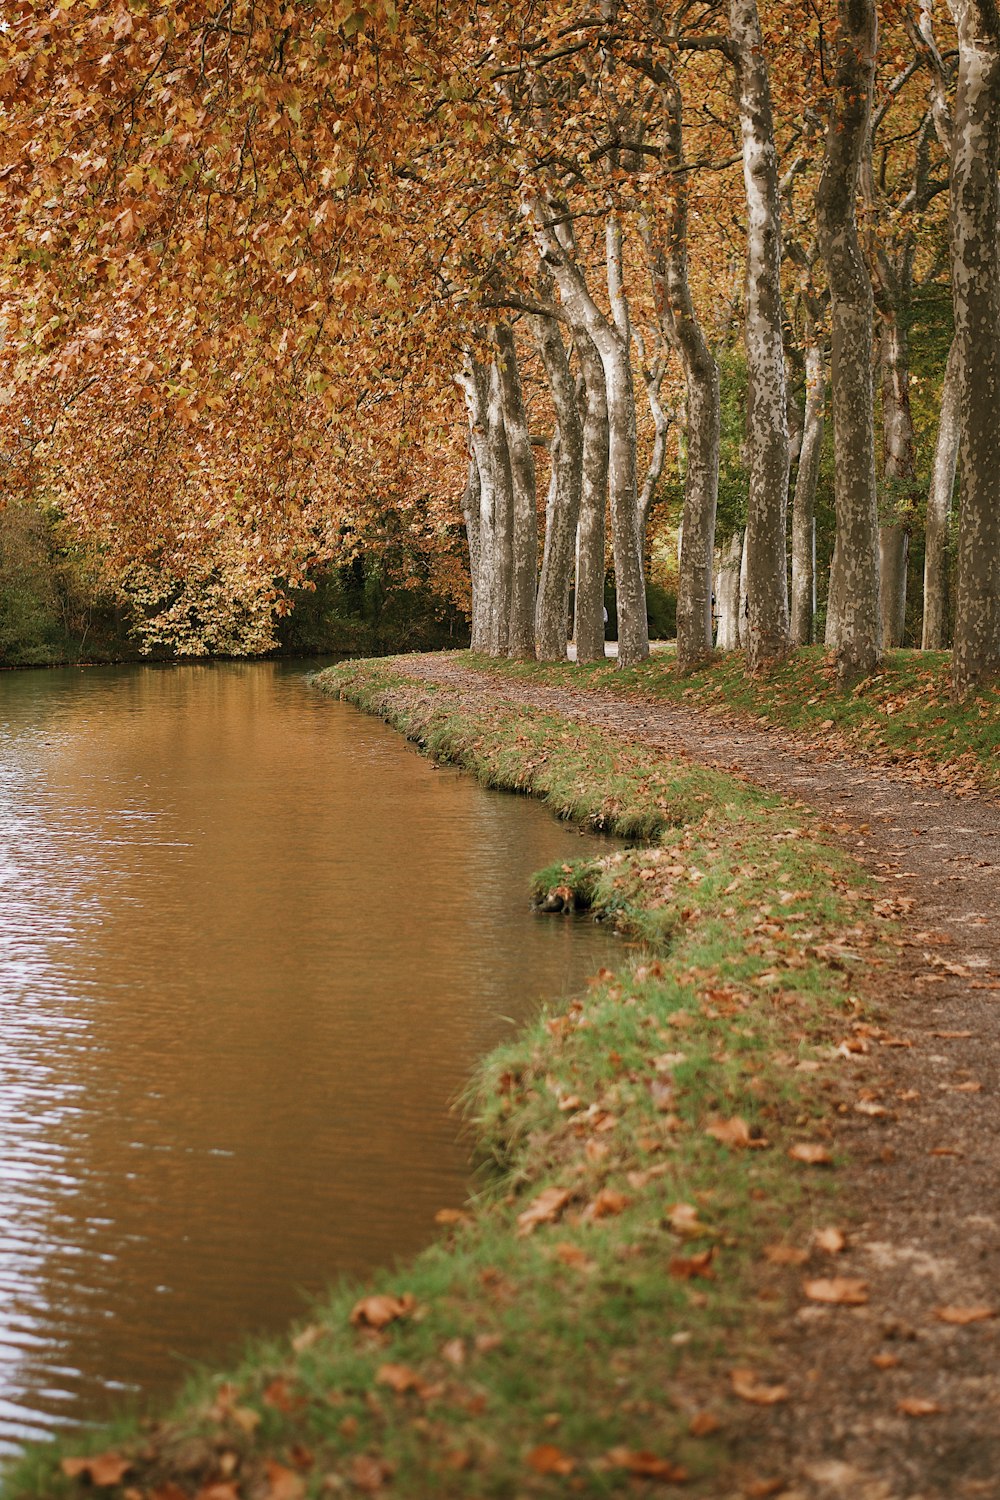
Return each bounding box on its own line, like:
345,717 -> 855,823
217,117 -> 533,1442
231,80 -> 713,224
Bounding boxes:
6,656 -> 891,1500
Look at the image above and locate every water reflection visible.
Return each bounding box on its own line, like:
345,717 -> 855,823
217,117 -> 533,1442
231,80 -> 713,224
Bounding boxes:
0,661 -> 613,1456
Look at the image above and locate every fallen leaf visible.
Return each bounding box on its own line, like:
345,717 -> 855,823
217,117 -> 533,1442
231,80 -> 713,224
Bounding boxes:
871,1352 -> 900,1370
263,1461 -> 306,1500
764,1243 -> 809,1266
441,1338 -> 465,1368
897,1396 -> 944,1417
434,1208 -> 470,1226
346,1454 -> 395,1492
553,1241 -> 595,1271
789,1142 -> 832,1166
802,1277 -> 869,1306
61,1454 -> 132,1488
933,1305 -> 996,1325
814,1227 -> 846,1254
263,1376 -> 302,1412
517,1186 -> 571,1235
605,1447 -> 689,1481
929,1146 -> 963,1158
666,1202 -> 713,1238
350,1293 -> 417,1329
745,1482 -> 785,1499
376,1363 -> 421,1394
586,1187 -> 630,1219
195,1487 -> 240,1500
151,1486 -> 189,1500
689,1411 -> 721,1437
730,1368 -> 789,1405
526,1443 -> 575,1476
669,1248 -> 715,1280
706,1116 -> 752,1148
291,1324 -> 324,1354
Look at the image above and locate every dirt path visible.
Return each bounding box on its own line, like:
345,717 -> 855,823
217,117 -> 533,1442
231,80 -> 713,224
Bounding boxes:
403,654 -> 1000,1500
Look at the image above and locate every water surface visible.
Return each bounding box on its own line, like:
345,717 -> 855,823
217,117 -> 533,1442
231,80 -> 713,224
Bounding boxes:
0,661 -> 614,1456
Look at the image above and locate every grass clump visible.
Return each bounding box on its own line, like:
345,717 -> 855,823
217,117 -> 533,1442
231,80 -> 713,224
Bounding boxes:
6,657 -> 893,1500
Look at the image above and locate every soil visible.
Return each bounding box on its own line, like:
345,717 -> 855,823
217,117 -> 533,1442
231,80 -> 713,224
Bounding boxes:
401,653 -> 1000,1500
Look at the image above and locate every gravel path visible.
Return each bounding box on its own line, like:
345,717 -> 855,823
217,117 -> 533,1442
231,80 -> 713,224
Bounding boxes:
402,654 -> 1000,1500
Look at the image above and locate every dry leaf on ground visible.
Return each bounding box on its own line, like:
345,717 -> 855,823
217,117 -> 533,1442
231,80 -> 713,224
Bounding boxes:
802,1277 -> 869,1306
349,1293 -> 417,1329
730,1368 -> 790,1405
526,1443 -> 575,1475
933,1305 -> 996,1325
517,1186 -> 571,1234
376,1363 -> 421,1394
897,1396 -> 944,1417
789,1142 -> 833,1165
814,1227 -> 846,1254
60,1454 -> 131,1487
605,1447 -> 689,1481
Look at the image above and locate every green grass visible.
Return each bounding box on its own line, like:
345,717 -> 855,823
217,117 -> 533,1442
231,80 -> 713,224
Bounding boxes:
471,645 -> 1000,791
4,657 -> 893,1500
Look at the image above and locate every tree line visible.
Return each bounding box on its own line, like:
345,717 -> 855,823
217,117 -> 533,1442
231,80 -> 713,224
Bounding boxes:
0,1 -> 997,694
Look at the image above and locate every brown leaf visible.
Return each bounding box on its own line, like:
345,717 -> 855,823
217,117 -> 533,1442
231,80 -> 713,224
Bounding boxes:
61,1454 -> 131,1487
666,1202 -> 713,1239
764,1243 -> 809,1266
689,1411 -> 721,1437
897,1396 -> 944,1417
376,1362 -> 421,1394
669,1248 -> 715,1280
263,1461 -> 306,1500
586,1187 -> 630,1220
517,1186 -> 571,1235
802,1277 -> 869,1306
871,1352 -> 900,1370
789,1142 -> 832,1166
150,1486 -> 189,1500
553,1241 -> 595,1271
706,1116 -> 752,1148
349,1293 -> 417,1329
291,1324 -> 324,1354
195,1487 -> 240,1500
730,1368 -> 789,1405
526,1443 -> 575,1476
434,1208 -> 470,1226
262,1376 -> 303,1412
933,1305 -> 996,1325
813,1227 -> 846,1254
441,1338 -> 466,1368
347,1454 -> 395,1492
605,1447 -> 689,1481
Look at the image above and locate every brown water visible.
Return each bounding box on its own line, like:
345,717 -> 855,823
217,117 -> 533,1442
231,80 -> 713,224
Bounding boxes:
0,660 -> 615,1458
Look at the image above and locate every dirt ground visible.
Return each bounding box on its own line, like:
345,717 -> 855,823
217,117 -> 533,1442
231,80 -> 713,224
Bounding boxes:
402,653 -> 1000,1500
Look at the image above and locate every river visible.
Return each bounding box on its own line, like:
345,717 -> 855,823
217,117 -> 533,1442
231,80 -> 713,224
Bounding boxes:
0,660 -> 614,1458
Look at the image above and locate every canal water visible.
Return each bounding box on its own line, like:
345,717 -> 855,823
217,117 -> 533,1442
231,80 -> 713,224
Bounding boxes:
0,661 -> 614,1458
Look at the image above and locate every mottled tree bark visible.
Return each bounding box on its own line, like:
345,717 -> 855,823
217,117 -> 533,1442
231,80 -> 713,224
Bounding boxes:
460,448 -> 483,649
534,203 -> 648,668
715,532 -> 744,650
485,360 -> 515,655
948,0 -> 1000,696
533,308 -> 583,659
493,321 -> 537,659
791,340 -> 825,645
878,313 -> 916,647
729,0 -> 792,673
639,62 -> 720,674
816,0 -> 882,686
457,351 -> 501,653
574,333 -> 610,662
922,335 -> 961,649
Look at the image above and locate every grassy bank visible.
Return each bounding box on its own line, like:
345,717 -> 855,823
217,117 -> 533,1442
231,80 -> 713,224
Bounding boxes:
6,657 -> 892,1500
472,646 -> 1000,794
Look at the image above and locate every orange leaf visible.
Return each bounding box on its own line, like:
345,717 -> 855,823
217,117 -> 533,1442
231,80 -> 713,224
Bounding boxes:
730,1368 -> 789,1405
263,1461 -> 306,1500
689,1411 -> 721,1437
587,1187 -> 630,1219
871,1352 -> 900,1370
705,1116 -> 752,1148
61,1454 -> 131,1487
606,1446 -> 689,1481
517,1186 -> 571,1235
802,1277 -> 869,1306
666,1202 -> 713,1238
814,1227 -> 846,1254
349,1292 -> 417,1329
526,1443 -> 575,1476
764,1243 -> 808,1266
553,1241 -> 595,1271
788,1142 -> 832,1165
376,1363 -> 421,1393
933,1305 -> 996,1325
668,1248 -> 715,1280
346,1454 -> 395,1492
897,1396 -> 944,1417
434,1208 -> 470,1226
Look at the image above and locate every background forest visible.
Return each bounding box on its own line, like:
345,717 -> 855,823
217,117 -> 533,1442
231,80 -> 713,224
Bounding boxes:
0,0 -> 996,695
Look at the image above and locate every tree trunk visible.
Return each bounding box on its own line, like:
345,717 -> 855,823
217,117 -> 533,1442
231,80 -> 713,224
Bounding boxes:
534,203 -> 648,667
922,335 -> 961,649
815,0 -> 882,686
791,339 -> 825,645
533,309 -> 583,659
458,351 -> 501,653
574,334 -> 609,662
737,527 -> 749,647
878,311 -> 916,647
485,360 -> 515,655
640,64 -> 721,674
715,532 -> 744,649
493,321 -> 537,659
730,0 -> 792,673
460,449 -> 483,649
948,0 -> 1000,696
